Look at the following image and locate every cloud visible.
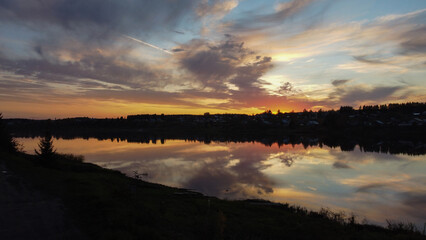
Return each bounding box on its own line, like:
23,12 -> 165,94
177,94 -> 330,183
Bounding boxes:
171,48 -> 185,53
240,7 -> 426,72
278,82 -> 299,96
196,0 -> 239,18
0,49 -> 163,89
176,37 -> 273,91
355,183 -> 389,193
88,141 -> 277,199
279,153 -> 302,167
195,0 -> 239,36
0,0 -> 197,37
399,191 -> 426,219
226,0 -> 317,32
328,84 -> 405,106
0,0 -> 202,111
0,1 -> 425,117
123,35 -> 173,55
0,33 -> 303,115
272,0 -> 315,22
172,37 -> 308,111
332,161 -> 352,169
181,144 -> 275,198
353,55 -> 387,65
331,79 -> 350,87
179,41 -> 236,82
344,10 -> 426,71
398,26 -> 426,55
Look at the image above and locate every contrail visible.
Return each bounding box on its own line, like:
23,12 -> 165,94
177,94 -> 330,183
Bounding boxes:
123,35 -> 173,55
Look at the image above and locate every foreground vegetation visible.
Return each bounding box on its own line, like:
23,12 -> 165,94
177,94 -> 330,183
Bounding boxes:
1,150 -> 425,239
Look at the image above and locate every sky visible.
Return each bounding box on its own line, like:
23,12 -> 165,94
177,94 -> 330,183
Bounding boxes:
0,0 -> 425,118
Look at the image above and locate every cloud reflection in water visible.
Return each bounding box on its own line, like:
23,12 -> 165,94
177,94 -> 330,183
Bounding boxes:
18,137 -> 426,227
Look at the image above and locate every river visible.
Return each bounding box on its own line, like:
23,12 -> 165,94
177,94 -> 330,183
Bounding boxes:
17,137 -> 426,228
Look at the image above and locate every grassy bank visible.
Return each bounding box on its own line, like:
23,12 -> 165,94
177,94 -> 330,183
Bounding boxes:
1,151 -> 424,240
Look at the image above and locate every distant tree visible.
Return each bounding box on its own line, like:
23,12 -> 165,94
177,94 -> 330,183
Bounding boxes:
35,132 -> 56,162
264,110 -> 272,115
0,113 -> 19,153
318,109 -> 324,118
339,106 -> 354,114
323,110 -> 341,128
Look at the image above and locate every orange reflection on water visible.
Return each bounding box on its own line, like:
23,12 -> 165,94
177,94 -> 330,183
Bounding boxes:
17,137 -> 426,227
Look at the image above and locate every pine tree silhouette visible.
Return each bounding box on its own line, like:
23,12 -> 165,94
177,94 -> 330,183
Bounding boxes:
0,113 -> 18,153
35,132 -> 56,161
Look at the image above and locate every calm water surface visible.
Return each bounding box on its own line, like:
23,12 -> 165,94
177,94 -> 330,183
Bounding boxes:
18,137 -> 426,227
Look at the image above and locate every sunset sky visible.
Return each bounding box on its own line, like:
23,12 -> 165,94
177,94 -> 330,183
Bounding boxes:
0,0 -> 425,118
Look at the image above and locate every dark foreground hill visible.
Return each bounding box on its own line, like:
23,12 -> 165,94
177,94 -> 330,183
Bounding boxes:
1,151 -> 425,240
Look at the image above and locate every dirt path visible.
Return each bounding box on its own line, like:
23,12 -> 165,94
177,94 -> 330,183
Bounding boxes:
0,163 -> 85,240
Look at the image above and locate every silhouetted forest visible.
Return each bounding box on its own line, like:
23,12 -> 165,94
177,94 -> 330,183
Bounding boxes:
5,102 -> 426,155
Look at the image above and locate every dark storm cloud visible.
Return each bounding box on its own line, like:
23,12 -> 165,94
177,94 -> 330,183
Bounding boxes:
0,0 -> 196,36
331,79 -> 350,87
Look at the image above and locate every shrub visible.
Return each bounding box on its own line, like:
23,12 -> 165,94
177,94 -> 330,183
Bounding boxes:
58,153 -> 84,162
